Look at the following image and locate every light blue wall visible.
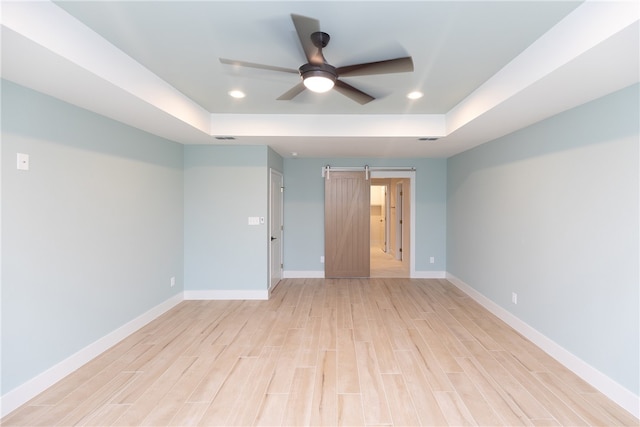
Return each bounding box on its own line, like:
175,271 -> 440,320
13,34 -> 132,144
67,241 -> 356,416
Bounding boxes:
283,157 -> 447,273
1,81 -> 184,394
3,75 -> 636,407
268,146 -> 284,174
447,84 -> 640,394
183,145 -> 273,291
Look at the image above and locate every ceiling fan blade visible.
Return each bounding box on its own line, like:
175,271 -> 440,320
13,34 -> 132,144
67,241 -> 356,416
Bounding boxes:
277,81 -> 306,100
219,58 -> 298,74
290,14 -> 323,64
334,80 -> 375,105
336,56 -> 414,77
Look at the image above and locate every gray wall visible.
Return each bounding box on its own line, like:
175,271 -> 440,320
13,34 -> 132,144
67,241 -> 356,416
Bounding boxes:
1,81 -> 184,394
447,84 -> 639,395
183,145 -> 276,292
283,157 -> 447,273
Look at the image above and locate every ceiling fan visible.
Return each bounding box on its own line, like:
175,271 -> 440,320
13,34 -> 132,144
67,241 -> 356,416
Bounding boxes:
220,14 -> 414,105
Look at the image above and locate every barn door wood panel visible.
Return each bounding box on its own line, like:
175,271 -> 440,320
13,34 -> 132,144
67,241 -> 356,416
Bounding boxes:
325,171 -> 370,278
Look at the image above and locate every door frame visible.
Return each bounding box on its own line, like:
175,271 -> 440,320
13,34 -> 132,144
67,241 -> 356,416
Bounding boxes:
395,182 -> 403,261
269,168 -> 283,292
370,170 -> 416,277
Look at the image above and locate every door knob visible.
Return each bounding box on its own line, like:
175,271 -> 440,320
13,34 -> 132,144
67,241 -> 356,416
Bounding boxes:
271,236 -> 277,241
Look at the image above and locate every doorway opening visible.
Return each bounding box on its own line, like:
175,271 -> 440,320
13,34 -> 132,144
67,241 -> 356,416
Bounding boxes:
370,176 -> 410,278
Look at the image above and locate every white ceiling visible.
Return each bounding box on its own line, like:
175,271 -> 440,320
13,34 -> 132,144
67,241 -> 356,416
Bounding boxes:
1,1 -> 638,158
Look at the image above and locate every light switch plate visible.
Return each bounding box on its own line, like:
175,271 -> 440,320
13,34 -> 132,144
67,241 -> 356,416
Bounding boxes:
17,153 -> 29,171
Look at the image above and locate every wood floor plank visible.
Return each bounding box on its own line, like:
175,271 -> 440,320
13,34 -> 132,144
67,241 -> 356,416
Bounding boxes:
354,341 -> 392,426
3,279 -> 637,427
187,345 -> 244,403
253,393 -> 288,427
337,393 -> 365,426
447,371 -> 505,426
405,327 -> 455,392
350,301 -> 372,343
111,356 -> 198,426
291,285 -> 314,329
533,371 -> 621,426
394,350 -> 449,426
226,347 -> 280,426
336,328 -> 360,394
412,318 -> 463,375
79,403 -> 131,426
456,355 -> 535,426
167,401 -> 210,426
137,355 -> 220,426
434,390 -> 476,426
282,367 -> 316,427
299,315 -> 323,367
420,313 -> 470,363
196,356 -> 258,426
381,373 -> 421,426
266,328 -> 302,394
462,339 -> 554,421
310,350 -> 337,426
56,371 -> 141,426
318,304 -> 337,350
491,350 -> 589,426
367,307 -> 400,374
580,392 -> 640,426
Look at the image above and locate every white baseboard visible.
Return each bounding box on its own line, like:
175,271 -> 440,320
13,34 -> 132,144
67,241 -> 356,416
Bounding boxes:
446,272 -> 640,419
283,270 -> 325,278
0,293 -> 184,418
412,270 -> 446,279
184,289 -> 268,300
282,271 -> 448,279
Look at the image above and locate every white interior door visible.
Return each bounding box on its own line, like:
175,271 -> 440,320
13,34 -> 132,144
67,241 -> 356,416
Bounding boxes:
269,169 -> 283,290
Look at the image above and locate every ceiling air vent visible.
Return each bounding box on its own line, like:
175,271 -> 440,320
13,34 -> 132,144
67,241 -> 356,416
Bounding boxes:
214,136 -> 236,140
418,137 -> 439,141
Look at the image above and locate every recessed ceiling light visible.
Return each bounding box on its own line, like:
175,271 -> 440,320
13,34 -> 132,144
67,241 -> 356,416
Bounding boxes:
291,152 -> 298,157
228,90 -> 246,99
407,91 -> 423,100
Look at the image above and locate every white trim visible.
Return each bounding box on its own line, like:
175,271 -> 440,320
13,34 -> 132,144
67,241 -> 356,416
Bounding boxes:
370,170 -> 416,278
184,290 -> 268,300
413,270 -> 447,279
283,270 -> 325,278
446,272 -> 640,419
0,293 -> 184,418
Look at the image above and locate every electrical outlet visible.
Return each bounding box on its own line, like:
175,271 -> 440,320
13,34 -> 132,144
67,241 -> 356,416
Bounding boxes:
512,292 -> 518,304
320,256 -> 324,263
170,277 -> 176,287
429,256 -> 435,264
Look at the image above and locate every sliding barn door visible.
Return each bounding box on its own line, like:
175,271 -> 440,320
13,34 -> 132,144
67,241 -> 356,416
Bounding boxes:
325,171 -> 370,278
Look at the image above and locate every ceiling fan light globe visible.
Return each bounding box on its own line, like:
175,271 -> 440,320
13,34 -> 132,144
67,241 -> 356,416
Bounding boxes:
303,75 -> 335,93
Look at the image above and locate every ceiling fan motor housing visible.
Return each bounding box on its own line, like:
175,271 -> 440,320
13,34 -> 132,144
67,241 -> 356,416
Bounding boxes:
299,62 -> 337,82
310,31 -> 331,48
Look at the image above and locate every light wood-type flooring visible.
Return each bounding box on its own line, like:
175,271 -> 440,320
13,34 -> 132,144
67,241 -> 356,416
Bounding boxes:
370,247 -> 408,278
3,279 -> 637,426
